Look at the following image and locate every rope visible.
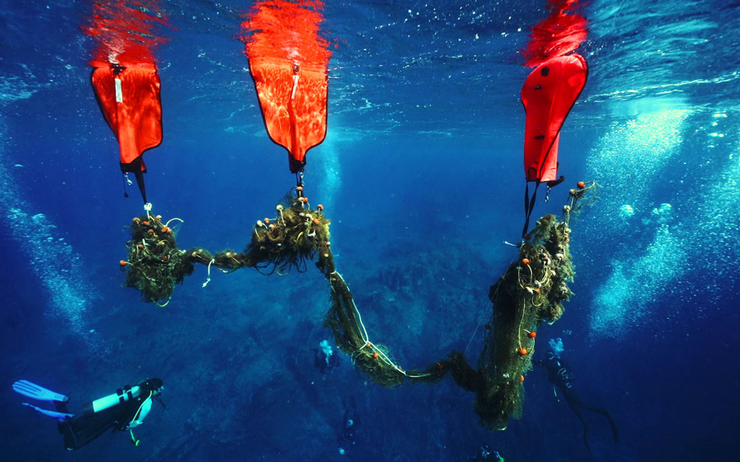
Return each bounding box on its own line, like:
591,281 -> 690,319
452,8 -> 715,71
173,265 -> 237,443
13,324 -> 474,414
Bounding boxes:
202,259 -> 215,288
463,298 -> 492,358
333,271 -> 431,379
164,217 -> 184,228
128,390 -> 153,446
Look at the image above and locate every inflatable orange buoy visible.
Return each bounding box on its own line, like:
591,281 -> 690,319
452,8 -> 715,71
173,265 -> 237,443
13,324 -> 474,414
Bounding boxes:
528,331 -> 537,338
91,62 -> 163,204
520,53 -> 588,238
577,181 -> 586,189
317,204 -> 324,211
242,0 -> 331,173
372,352 -> 379,359
119,260 -> 128,266
437,363 -> 445,370
522,258 -> 531,265
522,54 -> 588,184
519,375 -> 525,382
518,348 -> 528,356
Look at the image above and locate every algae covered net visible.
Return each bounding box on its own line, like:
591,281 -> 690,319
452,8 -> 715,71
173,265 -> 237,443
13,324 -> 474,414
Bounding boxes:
460,181 -> 597,430
323,271 -> 449,388
120,215 -> 193,305
119,182 -> 596,431
121,194 -> 332,304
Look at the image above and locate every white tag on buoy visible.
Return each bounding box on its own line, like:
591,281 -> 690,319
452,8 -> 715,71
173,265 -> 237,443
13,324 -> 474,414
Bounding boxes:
115,78 -> 123,103
291,74 -> 299,100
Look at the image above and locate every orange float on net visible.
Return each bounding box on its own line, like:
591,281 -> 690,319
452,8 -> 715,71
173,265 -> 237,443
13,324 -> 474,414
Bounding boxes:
372,352 -> 379,359
519,375 -> 525,382
119,260 -> 128,266
577,181 -> 586,189
312,218 -> 321,225
296,186 -> 304,192
518,348 -> 528,356
527,331 -> 537,338
161,226 -> 170,233
317,204 -> 324,211
522,258 -> 531,265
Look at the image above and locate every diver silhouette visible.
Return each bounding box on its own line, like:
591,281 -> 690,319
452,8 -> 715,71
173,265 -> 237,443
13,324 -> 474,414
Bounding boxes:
467,444 -> 504,461
337,396 -> 360,455
313,339 -> 341,378
534,349 -> 619,454
13,378 -> 164,451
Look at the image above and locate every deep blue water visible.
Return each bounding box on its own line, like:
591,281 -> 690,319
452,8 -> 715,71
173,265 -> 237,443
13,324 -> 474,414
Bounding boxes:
2,1 -> 740,461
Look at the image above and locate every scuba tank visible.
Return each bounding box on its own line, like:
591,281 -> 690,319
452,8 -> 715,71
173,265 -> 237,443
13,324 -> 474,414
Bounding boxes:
81,384 -> 142,415
80,379 -> 163,416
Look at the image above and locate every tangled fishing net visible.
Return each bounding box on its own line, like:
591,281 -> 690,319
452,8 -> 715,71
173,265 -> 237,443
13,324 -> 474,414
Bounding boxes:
121,194 -> 331,304
119,182 -> 596,430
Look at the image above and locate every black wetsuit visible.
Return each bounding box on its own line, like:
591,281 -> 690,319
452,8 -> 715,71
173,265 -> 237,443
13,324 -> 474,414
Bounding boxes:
56,379 -> 162,451
313,349 -> 341,375
535,355 -> 619,454
337,397 -> 360,455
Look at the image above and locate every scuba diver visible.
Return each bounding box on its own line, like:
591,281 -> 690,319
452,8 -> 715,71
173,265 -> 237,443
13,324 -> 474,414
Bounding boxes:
337,396 -> 360,456
467,444 -> 504,461
13,377 -> 164,451
313,339 -> 341,378
534,345 -> 619,454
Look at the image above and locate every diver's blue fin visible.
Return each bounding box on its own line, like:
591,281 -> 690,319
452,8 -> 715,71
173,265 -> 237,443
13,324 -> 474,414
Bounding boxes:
13,380 -> 69,403
21,403 -> 74,422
